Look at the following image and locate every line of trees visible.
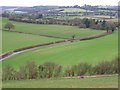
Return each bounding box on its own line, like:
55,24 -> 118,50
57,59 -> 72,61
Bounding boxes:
3,18 -> 117,33
2,57 -> 119,81
2,13 -> 118,32
8,17 -> 117,32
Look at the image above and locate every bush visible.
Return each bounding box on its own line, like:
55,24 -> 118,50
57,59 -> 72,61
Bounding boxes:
38,62 -> 62,78
64,63 -> 92,77
2,65 -> 16,80
76,63 -> 92,76
111,57 -> 119,74
92,61 -> 113,74
25,61 -> 38,79
65,66 -> 75,77
15,65 -> 28,80
2,58 -> 119,81
53,65 -> 62,77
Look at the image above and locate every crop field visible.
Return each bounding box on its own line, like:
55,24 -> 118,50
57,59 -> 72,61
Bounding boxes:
2,31 -> 118,69
2,18 -> 105,39
3,75 -> 118,88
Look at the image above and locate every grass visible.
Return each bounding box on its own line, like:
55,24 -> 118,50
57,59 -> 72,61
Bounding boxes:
2,18 -> 105,39
46,15 -> 117,22
2,76 -> 118,88
2,31 -> 60,53
98,10 -> 116,12
61,8 -> 93,12
2,31 -> 118,69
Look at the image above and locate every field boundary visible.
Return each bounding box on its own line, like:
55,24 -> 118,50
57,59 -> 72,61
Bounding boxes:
0,32 -> 112,60
3,30 -> 69,39
79,32 -> 112,41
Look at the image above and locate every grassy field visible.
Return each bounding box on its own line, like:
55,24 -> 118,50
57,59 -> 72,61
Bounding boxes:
3,76 -> 118,88
2,31 -> 61,53
2,31 -> 118,68
47,15 -> 117,22
2,18 -> 105,39
1,17 -> 118,88
61,8 -> 93,12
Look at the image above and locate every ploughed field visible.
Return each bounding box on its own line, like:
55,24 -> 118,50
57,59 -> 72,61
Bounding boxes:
3,31 -> 118,69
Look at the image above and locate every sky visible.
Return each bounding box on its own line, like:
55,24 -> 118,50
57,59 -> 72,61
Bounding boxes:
1,0 -> 119,6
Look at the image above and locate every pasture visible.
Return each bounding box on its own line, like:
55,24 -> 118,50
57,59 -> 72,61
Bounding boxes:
2,18 -> 105,39
61,8 -> 93,12
2,31 -> 118,69
3,76 -> 118,88
2,31 -> 61,53
1,17 -> 118,88
46,15 -> 117,22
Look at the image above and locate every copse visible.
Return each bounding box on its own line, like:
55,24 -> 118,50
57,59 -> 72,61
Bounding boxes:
4,22 -> 15,31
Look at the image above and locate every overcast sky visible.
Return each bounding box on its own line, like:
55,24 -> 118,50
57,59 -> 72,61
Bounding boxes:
1,0 -> 119,6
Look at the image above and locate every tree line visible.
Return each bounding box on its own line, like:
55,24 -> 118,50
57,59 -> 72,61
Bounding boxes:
2,57 -> 119,81
2,13 -> 118,32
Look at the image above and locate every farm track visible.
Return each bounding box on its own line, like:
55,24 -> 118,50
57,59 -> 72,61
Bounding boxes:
0,31 -> 112,61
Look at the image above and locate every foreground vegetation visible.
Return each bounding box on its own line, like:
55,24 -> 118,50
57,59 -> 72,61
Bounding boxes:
2,57 -> 118,80
3,76 -> 118,88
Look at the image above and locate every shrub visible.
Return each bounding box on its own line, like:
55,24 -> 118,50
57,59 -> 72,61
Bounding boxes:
92,61 -> 113,74
53,65 -> 62,77
111,57 -> 119,74
65,67 -> 72,77
15,65 -> 28,80
64,63 -> 92,77
38,62 -> 62,78
38,64 -> 44,78
76,63 -> 92,76
2,58 -> 119,81
25,61 -> 38,79
2,65 -> 16,80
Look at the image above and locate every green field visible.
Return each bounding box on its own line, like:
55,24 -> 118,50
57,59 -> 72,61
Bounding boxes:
2,18 -> 105,39
3,31 -> 118,68
2,17 -> 106,53
47,15 -> 117,22
61,8 -> 93,12
2,17 -> 118,88
3,76 -> 118,88
2,31 -> 60,53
